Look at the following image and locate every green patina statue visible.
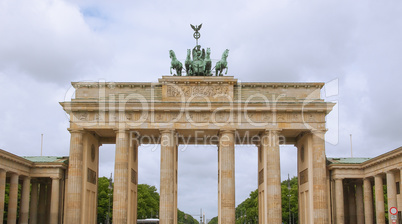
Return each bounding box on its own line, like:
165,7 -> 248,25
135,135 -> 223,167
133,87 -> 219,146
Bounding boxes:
169,24 -> 229,76
169,50 -> 183,76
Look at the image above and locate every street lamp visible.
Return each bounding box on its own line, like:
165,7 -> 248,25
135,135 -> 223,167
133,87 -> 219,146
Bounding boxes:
106,173 -> 113,224
287,174 -> 291,224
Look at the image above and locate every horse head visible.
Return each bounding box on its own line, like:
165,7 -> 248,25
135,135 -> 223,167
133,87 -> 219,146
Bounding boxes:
169,50 -> 175,59
206,48 -> 211,59
222,49 -> 229,59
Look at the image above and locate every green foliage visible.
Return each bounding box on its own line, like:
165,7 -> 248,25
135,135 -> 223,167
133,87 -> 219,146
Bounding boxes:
209,176 -> 299,224
137,184 -> 160,219
178,209 -> 199,224
235,189 -> 258,223
281,176 -> 298,224
96,177 -> 198,223
208,216 -> 218,224
97,177 -> 113,224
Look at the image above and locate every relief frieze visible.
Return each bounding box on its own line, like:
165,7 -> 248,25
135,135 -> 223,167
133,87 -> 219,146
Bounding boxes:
166,85 -> 230,97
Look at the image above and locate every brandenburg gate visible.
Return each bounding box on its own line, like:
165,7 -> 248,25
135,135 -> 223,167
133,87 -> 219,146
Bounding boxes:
61,75 -> 335,224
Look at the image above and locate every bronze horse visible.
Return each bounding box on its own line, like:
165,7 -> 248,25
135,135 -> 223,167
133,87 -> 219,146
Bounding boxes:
214,49 -> 229,76
169,50 -> 183,76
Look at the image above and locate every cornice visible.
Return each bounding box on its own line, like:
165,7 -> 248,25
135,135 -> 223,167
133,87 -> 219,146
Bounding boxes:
361,146 -> 402,169
0,149 -> 33,167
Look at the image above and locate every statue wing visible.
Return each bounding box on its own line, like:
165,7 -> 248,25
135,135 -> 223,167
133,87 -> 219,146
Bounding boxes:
201,48 -> 206,60
198,23 -> 202,30
190,24 -> 196,31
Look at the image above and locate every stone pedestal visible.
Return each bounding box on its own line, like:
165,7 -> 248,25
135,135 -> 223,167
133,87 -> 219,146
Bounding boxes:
363,178 -> 374,224
19,177 -> 31,224
7,173 -> 19,224
160,129 -> 177,224
375,175 -> 385,224
113,130 -> 130,224
312,130 -> 329,224
334,178 -> 344,224
65,130 -> 84,224
0,169 -> 6,222
218,130 -> 235,224
30,182 -> 39,224
50,178 -> 60,224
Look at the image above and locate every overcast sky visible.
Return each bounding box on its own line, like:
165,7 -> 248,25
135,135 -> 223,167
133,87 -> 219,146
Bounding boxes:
1,0 -> 402,220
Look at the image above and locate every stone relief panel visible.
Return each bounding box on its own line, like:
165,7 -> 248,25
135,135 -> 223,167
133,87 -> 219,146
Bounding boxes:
166,85 -> 230,97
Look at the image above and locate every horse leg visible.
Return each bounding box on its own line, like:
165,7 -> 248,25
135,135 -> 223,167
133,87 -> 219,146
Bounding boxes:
225,66 -> 228,75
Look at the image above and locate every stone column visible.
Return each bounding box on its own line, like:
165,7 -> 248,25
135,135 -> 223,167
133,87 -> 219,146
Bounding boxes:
160,129 -> 177,224
400,169 -> 402,207
0,169 -> 6,222
38,183 -> 47,224
218,130 -> 235,224
343,184 -> 349,223
50,178 -> 60,224
7,173 -> 19,224
311,130 -> 329,224
19,177 -> 31,224
65,130 -> 84,224
363,178 -> 374,224
46,182 -> 52,224
386,171 -> 397,224
374,174 -> 385,224
348,183 -> 357,224
30,181 -> 39,224
260,130 -> 281,224
334,178 -> 344,224
355,181 -> 364,224
113,130 -> 130,224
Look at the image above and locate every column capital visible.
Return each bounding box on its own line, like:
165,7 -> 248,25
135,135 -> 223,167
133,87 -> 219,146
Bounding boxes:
21,176 -> 31,181
386,170 -> 396,174
333,177 -> 344,181
375,173 -> 384,178
262,129 -> 282,136
310,128 -> 328,134
218,129 -> 235,135
160,129 -> 176,134
114,128 -> 129,134
68,128 -> 85,134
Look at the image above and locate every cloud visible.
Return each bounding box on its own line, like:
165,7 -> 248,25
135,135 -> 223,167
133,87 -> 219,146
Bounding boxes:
0,0 -> 111,84
1,0 -> 402,220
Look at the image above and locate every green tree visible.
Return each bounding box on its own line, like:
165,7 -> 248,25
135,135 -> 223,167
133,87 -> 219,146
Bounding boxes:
281,176 -> 298,224
178,209 -> 199,224
96,177 -> 198,223
137,184 -> 160,219
235,189 -> 258,223
208,216 -> 218,224
97,177 -> 113,224
209,177 -> 299,224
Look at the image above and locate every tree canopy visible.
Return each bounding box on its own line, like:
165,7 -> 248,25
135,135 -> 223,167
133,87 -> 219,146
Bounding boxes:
208,176 -> 298,224
97,177 -> 198,224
